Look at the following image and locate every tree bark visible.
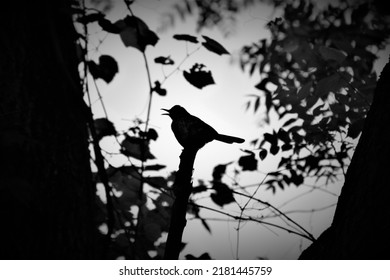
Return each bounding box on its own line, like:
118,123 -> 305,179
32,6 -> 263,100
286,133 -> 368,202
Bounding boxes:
0,1 -> 97,259
300,57 -> 390,259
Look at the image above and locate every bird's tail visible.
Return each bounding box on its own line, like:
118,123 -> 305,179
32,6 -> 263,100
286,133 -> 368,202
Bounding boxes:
215,133 -> 245,144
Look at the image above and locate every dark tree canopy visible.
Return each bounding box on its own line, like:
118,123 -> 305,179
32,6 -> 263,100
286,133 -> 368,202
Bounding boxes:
238,0 -> 389,192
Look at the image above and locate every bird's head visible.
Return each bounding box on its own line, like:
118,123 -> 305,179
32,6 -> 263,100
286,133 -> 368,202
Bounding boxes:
161,105 -> 188,119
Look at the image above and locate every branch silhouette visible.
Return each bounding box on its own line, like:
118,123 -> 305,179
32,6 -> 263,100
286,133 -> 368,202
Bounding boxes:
163,105 -> 244,259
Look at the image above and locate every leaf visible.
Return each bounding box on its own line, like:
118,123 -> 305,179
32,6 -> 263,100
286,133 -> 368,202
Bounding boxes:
145,176 -> 168,189
88,55 -> 118,83
347,118 -> 365,139
254,96 -> 261,113
318,46 -> 347,63
115,16 -> 159,52
265,90 -> 273,113
200,219 -> 212,233
212,163 -> 229,181
249,62 -> 257,76
277,180 -> 285,190
263,132 -> 278,146
192,184 -> 208,194
109,170 -> 140,206
93,118 -> 116,140
315,73 -> 347,99
124,0 -> 134,5
270,144 -> 280,155
98,55 -> 119,82
173,34 -> 198,43
154,56 -> 174,65
154,193 -> 174,210
151,81 -> 167,96
281,143 -> 293,151
113,233 -> 130,249
266,17 -> 283,32
275,86 -> 301,105
259,149 -> 267,160
304,96 -> 319,111
312,104 -> 326,117
120,136 -> 155,161
282,117 -> 297,127
146,207 -> 170,231
297,81 -> 312,100
255,78 -> 270,92
185,253 -> 212,260
282,38 -> 299,53
278,157 -> 290,169
244,100 -> 251,111
266,184 -> 276,194
77,13 -> 104,24
290,170 -> 304,186
238,153 -> 257,171
144,164 -> 166,171
144,222 -> 162,243
147,128 -> 158,141
183,63 -> 215,89
211,182 -> 235,207
98,18 -> 121,34
277,128 -> 290,143
305,155 -> 320,172
202,35 -> 230,55
117,186 -> 140,209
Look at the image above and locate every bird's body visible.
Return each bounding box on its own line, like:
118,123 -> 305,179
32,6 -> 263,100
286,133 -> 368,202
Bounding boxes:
162,105 -> 244,149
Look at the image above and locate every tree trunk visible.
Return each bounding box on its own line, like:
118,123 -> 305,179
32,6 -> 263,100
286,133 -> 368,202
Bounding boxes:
0,1 -> 97,259
300,57 -> 390,259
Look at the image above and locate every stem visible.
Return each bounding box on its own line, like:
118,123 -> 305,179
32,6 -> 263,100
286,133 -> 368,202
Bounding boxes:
143,52 -> 153,132
191,203 -> 314,241
92,77 -> 109,119
160,46 -> 201,86
232,190 -> 316,242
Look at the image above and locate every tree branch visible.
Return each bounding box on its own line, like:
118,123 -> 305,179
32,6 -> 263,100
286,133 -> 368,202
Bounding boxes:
164,147 -> 199,259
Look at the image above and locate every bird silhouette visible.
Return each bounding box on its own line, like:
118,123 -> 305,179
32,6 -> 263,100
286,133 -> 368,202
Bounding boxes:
162,105 -> 245,149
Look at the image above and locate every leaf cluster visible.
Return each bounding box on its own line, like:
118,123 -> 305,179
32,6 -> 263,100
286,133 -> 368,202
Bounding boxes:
240,0 -> 390,192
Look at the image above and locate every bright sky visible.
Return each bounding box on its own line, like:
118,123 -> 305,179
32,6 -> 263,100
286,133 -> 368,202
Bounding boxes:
85,0 -> 388,259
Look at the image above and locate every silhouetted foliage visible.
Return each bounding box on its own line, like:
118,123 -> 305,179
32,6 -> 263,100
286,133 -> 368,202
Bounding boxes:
238,0 -> 390,192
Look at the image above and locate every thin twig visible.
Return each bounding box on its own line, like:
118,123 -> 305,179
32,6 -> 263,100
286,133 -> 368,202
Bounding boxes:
262,203 -> 337,219
92,77 -> 109,119
190,202 -> 314,241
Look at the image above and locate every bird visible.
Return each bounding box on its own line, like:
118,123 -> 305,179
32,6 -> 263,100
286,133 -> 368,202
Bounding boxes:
162,105 -> 245,149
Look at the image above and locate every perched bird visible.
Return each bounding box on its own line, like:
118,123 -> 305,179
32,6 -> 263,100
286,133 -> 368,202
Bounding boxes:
162,105 -> 245,149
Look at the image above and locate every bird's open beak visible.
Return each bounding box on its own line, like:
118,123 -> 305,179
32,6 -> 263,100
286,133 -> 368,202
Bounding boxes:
161,108 -> 170,116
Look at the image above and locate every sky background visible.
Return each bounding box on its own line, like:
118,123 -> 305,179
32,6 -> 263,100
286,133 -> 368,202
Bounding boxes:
85,0 -> 389,259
